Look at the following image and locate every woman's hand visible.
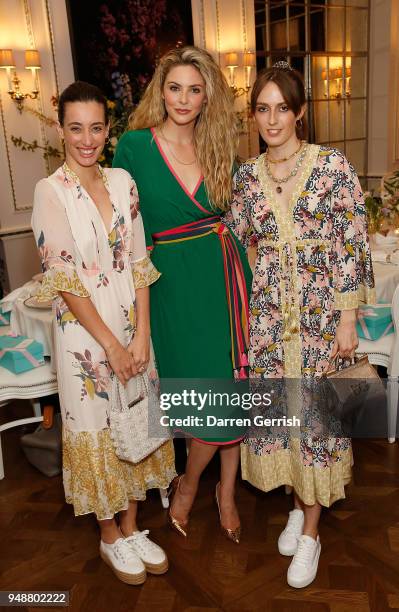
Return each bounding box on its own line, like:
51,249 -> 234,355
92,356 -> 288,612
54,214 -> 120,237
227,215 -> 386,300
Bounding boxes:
127,330 -> 150,375
331,309 -> 358,360
105,339 -> 135,385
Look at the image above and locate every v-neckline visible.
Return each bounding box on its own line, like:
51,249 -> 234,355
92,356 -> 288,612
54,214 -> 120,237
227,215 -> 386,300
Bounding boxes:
62,162 -> 116,237
256,144 -> 320,239
150,127 -> 204,199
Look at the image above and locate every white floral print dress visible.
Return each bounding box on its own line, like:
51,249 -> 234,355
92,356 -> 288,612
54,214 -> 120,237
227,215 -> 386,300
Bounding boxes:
32,163 -> 176,520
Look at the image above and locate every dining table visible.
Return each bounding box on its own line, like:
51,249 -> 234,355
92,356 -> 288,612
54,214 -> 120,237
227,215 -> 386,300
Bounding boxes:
369,231 -> 399,304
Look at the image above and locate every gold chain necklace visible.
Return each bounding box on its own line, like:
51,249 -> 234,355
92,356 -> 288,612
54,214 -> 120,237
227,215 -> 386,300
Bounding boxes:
159,128 -> 197,166
265,140 -> 304,164
265,144 -> 308,194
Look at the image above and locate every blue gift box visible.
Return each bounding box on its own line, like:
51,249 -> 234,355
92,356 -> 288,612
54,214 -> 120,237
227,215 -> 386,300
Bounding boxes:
0,335 -> 44,374
0,309 -> 10,326
356,305 -> 393,340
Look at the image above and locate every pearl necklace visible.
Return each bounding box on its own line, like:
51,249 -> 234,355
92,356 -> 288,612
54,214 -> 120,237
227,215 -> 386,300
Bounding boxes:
265,143 -> 308,194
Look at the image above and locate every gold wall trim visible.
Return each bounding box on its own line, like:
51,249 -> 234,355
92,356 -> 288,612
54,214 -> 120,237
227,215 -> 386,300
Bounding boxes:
23,0 -> 35,48
45,0 -> 60,97
198,0 -> 206,48
241,0 -> 248,50
0,93 -> 17,216
241,0 -> 252,157
215,0 -> 221,63
23,0 -> 51,178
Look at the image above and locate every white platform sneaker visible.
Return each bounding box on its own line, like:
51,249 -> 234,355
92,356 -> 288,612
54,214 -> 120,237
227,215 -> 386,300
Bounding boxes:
287,534 -> 321,588
100,538 -> 146,585
278,509 -> 304,556
124,530 -> 169,575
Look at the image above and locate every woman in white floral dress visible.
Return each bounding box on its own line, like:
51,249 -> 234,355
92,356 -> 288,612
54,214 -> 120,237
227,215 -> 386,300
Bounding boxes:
31,81 -> 176,585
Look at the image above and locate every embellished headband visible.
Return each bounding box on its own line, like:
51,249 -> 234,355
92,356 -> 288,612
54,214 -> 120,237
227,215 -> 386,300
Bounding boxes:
272,60 -> 293,71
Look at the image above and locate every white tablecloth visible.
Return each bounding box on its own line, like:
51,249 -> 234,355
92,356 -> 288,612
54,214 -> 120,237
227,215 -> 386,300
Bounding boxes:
369,233 -> 399,303
373,261 -> 399,303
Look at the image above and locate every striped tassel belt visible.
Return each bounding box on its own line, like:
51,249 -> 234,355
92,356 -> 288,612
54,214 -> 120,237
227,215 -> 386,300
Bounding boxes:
152,215 -> 249,379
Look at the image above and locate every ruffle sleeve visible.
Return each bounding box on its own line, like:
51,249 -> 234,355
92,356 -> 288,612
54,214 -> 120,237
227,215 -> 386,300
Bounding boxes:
31,180 -> 90,301
38,266 -> 90,301
132,255 -> 161,289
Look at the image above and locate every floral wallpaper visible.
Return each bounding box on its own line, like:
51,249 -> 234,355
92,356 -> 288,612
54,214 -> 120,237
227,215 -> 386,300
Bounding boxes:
67,0 -> 193,107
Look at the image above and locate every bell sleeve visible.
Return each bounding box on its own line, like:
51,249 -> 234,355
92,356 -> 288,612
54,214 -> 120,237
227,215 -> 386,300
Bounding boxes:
223,165 -> 254,249
128,177 -> 161,289
31,179 -> 90,302
331,153 -> 376,309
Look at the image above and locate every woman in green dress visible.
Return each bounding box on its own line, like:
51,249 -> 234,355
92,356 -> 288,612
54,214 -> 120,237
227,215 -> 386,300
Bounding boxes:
113,46 -> 252,542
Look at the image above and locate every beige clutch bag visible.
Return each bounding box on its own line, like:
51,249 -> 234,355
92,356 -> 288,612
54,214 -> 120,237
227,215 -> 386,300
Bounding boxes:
325,355 -> 384,408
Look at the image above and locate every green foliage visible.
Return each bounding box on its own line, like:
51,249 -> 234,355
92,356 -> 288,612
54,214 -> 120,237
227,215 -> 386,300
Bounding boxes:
11,135 -> 62,159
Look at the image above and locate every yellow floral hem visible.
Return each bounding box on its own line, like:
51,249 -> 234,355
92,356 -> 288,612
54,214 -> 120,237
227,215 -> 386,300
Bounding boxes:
37,268 -> 90,302
132,255 -> 161,289
241,443 -> 353,507
63,428 -> 176,520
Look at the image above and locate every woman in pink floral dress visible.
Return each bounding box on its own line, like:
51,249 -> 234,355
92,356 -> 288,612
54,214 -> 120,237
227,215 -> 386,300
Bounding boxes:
32,81 -> 175,585
224,64 -> 375,588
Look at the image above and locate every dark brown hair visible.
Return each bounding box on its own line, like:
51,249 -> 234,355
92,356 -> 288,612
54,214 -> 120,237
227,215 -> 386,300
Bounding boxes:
250,66 -> 307,139
58,81 -> 109,126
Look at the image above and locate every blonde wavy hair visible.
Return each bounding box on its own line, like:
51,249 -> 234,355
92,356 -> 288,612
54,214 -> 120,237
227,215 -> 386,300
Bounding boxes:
128,46 -> 238,210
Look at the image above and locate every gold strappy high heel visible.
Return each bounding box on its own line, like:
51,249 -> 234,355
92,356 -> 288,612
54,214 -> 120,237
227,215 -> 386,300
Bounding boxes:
215,482 -> 241,544
168,475 -> 189,538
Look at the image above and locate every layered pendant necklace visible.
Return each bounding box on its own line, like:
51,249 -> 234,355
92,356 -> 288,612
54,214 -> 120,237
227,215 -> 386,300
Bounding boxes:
265,142 -> 308,194
159,127 -> 197,166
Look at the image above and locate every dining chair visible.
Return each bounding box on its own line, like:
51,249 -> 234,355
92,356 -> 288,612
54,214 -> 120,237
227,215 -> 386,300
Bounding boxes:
0,360 -> 58,479
356,284 -> 399,443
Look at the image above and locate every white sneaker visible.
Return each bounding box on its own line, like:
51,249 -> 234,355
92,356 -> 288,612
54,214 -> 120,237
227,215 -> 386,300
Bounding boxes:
287,535 -> 321,588
100,538 -> 146,585
124,530 -> 169,575
278,509 -> 304,556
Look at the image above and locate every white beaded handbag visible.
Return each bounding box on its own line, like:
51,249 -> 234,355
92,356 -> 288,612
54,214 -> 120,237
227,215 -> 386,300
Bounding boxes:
110,371 -> 170,464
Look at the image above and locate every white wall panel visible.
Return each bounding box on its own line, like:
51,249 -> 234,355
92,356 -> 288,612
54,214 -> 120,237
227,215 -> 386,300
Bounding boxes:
0,0 -> 74,292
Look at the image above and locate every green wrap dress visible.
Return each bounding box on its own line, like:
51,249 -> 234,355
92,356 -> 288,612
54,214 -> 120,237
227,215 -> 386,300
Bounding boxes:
113,128 -> 252,443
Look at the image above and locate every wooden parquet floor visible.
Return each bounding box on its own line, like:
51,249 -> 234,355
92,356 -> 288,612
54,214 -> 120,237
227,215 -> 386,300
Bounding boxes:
1,402 -> 398,612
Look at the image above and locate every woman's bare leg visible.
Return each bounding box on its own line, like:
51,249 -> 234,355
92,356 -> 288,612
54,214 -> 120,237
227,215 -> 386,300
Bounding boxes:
294,492 -> 321,539
219,443 -> 240,529
119,500 -> 139,536
98,517 -> 122,544
170,439 -> 218,524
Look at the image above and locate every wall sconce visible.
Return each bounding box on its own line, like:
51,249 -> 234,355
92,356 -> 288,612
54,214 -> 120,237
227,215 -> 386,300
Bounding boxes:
225,51 -> 255,98
225,52 -> 239,88
321,63 -> 351,102
243,51 -> 256,89
0,49 -> 41,113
